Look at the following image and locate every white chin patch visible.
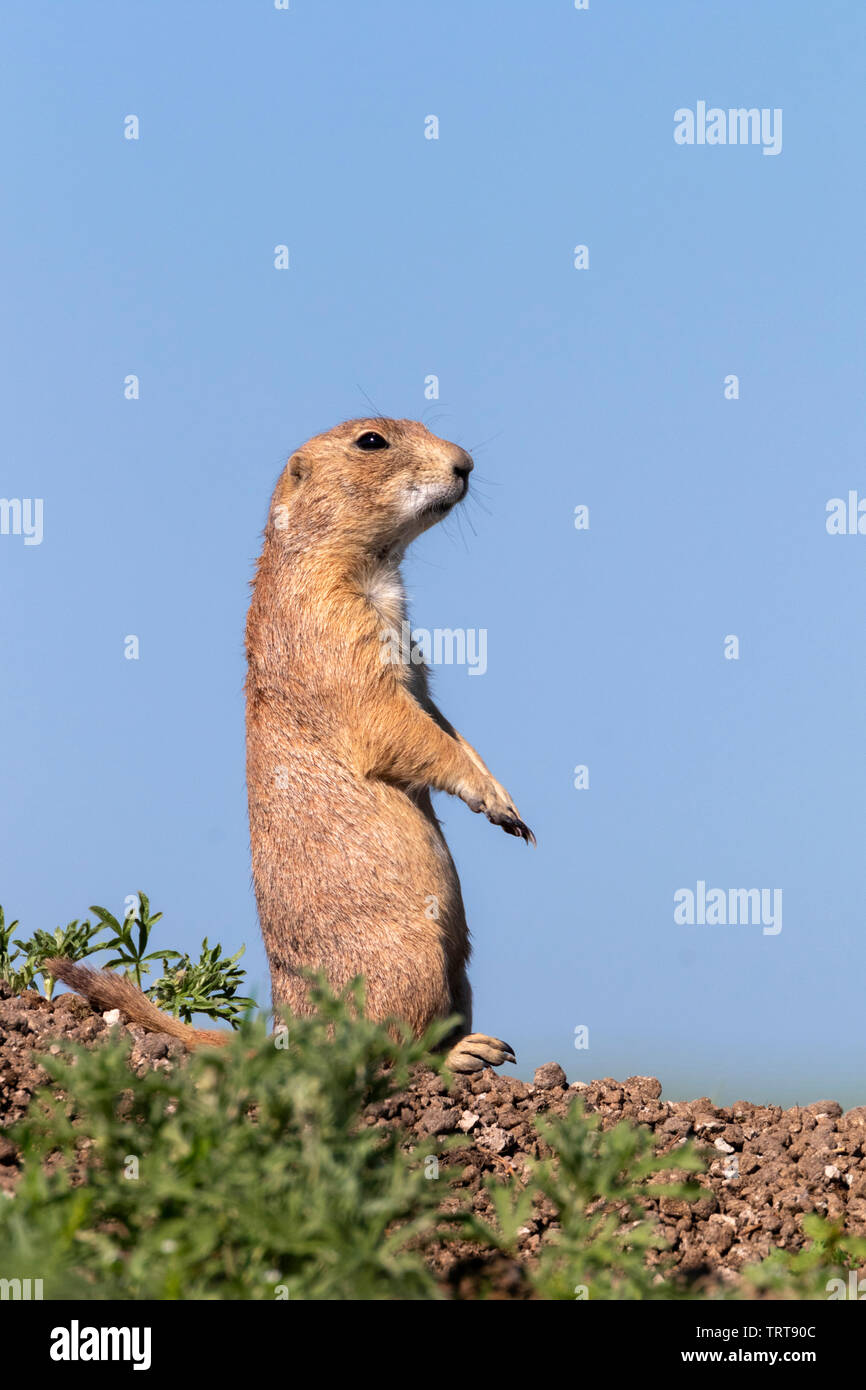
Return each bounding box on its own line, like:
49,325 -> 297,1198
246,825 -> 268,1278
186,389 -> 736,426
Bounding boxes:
402,483 -> 452,523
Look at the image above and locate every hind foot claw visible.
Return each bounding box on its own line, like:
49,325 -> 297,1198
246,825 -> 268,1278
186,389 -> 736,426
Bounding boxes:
445,1033 -> 517,1073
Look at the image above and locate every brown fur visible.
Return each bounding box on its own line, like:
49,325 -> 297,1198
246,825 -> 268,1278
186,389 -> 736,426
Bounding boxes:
50,419 -> 533,1070
43,958 -> 227,1048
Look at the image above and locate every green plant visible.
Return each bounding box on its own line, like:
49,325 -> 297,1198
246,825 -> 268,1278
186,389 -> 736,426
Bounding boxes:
10,919 -> 103,1000
1,894 -> 253,1026
89,893 -> 180,989
147,939 -> 256,1026
747,1213 -> 866,1299
0,906 -> 34,994
0,980 -> 457,1300
463,1100 -> 706,1300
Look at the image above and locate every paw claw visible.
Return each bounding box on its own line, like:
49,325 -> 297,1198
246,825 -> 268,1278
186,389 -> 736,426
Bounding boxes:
488,809 -> 536,845
446,1033 -> 517,1072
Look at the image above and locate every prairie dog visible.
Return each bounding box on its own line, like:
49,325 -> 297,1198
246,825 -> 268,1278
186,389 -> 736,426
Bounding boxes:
50,418 -> 533,1072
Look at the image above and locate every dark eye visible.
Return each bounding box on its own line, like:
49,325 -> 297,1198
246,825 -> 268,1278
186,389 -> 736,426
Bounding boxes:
355,431 -> 389,451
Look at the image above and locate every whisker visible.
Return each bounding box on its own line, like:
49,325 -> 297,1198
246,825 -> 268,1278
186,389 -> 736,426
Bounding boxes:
457,508 -> 473,551
422,410 -> 451,431
466,490 -> 492,519
355,384 -> 389,425
460,502 -> 478,538
466,427 -> 505,454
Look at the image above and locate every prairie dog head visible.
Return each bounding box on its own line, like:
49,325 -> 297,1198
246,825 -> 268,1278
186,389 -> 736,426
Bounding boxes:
270,418 -> 473,556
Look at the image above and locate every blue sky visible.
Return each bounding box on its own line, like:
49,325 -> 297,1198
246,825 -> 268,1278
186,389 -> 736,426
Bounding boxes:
2,0 -> 864,1106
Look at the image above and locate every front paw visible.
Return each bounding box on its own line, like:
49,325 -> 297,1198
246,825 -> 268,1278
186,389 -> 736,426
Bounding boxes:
487,804 -> 536,845
465,782 -> 536,846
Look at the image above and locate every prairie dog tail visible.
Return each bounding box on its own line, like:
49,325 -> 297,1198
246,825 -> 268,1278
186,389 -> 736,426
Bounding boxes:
44,958 -> 231,1050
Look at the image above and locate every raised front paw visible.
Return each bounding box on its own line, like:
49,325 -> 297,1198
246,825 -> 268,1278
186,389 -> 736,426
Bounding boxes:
485,803 -> 536,845
465,778 -> 536,846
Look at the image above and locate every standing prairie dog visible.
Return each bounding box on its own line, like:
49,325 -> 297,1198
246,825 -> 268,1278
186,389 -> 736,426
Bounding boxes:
49,418 -> 533,1072
246,417 -> 533,1072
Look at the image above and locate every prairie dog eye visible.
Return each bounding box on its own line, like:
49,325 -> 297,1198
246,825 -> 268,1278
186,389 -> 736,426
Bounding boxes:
355,431 -> 389,451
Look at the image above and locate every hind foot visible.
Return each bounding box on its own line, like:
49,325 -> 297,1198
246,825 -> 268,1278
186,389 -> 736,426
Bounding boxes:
445,1033 -> 516,1073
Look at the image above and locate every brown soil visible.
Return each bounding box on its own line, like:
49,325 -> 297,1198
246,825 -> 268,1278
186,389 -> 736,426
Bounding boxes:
2,982 -> 864,1296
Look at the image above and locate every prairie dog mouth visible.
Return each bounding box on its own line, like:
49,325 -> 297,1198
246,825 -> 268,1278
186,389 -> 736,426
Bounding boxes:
424,495 -> 457,517
439,474 -> 469,508
407,479 -> 466,522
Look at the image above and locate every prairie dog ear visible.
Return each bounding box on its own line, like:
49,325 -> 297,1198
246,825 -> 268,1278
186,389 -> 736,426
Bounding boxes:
288,451 -> 310,484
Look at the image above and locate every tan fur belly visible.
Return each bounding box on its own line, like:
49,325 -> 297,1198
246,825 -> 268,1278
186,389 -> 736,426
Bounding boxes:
247,741 -> 468,1034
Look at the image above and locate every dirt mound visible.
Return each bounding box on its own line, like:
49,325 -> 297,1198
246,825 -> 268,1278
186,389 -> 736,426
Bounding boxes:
372,1063 -> 866,1295
0,984 -> 186,1193
1,983 -> 864,1295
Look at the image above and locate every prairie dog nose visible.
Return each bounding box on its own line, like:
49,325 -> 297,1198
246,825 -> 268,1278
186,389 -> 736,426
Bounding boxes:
452,449 -> 474,482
